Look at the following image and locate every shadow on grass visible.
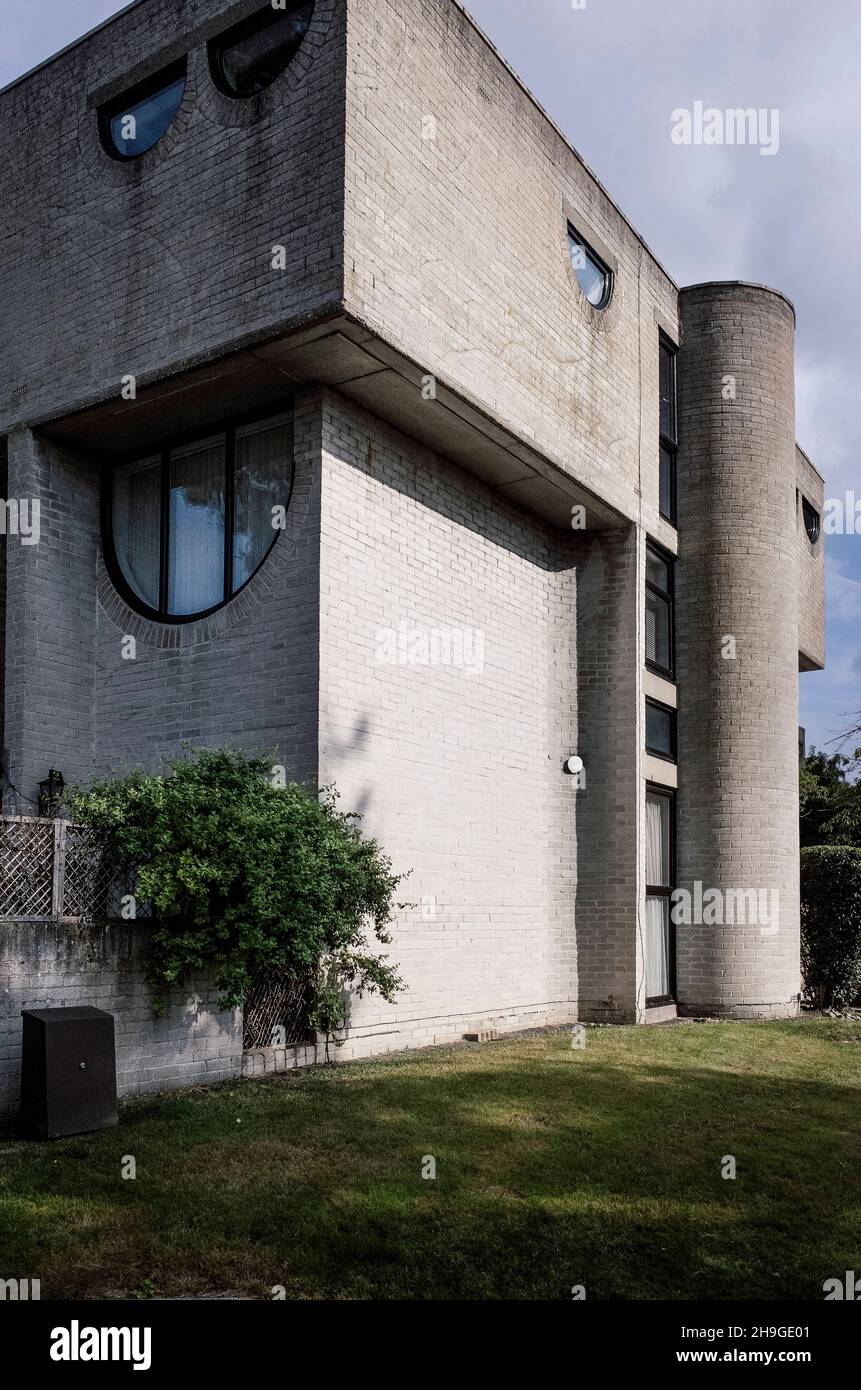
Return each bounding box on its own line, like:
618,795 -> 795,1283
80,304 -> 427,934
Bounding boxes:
0,1031 -> 858,1300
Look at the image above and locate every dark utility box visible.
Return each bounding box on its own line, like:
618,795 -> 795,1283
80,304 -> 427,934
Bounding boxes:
21,1007 -> 118,1140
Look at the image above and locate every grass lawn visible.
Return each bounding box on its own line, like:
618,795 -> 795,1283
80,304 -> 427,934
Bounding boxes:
0,1018 -> 858,1300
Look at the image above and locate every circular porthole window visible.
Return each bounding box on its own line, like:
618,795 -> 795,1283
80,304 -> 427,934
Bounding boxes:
567,224 -> 613,310
99,59 -> 187,160
106,412 -> 294,622
209,1 -> 315,99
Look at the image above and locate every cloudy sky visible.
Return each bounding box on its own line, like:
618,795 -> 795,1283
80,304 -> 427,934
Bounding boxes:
3,0 -> 859,757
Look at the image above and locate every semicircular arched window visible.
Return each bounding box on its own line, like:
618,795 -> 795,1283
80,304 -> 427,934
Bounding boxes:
209,1 -> 315,99
107,411 -> 294,622
567,223 -> 613,310
802,497 -> 821,545
99,59 -> 188,160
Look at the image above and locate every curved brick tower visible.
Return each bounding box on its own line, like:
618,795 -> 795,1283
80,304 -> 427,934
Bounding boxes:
675,283 -> 801,1018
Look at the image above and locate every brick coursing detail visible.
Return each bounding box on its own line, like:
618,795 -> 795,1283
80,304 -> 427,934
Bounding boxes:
0,921 -> 241,1113
675,284 -> 802,1016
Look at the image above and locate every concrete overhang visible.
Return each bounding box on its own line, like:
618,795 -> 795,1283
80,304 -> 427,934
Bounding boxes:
36,315 -> 626,533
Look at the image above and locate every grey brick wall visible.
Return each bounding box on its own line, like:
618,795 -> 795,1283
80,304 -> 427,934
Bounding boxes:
0,438 -> 7,771
675,283 -> 801,1018
0,920 -> 241,1114
3,428 -> 100,809
0,0 -> 345,435
2,392 -> 322,808
344,0 -> 681,532
0,383 -> 322,1110
574,525 -> 641,1022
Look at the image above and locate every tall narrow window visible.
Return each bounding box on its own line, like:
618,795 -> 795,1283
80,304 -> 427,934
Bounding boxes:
659,336 -> 678,524
646,541 -> 675,678
645,789 -> 675,1004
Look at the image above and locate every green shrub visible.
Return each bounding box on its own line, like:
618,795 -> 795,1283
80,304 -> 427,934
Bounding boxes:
800,846 -> 861,1008
70,748 -> 407,1028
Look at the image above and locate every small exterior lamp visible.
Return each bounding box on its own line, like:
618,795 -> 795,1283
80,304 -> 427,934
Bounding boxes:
38,769 -> 65,818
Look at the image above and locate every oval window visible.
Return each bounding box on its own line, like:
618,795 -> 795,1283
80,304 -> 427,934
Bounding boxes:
108,412 -> 294,622
100,59 -> 187,160
568,224 -> 613,310
209,1 -> 315,99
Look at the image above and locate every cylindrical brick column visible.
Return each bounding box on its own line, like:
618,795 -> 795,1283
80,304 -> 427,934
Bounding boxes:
675,282 -> 800,1018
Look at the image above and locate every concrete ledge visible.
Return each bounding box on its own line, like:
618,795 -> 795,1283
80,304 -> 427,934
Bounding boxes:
642,1003 -> 678,1025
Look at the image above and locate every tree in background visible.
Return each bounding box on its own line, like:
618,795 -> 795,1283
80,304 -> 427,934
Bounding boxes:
800,749 -> 861,849
801,846 -> 861,1008
799,721 -> 861,1007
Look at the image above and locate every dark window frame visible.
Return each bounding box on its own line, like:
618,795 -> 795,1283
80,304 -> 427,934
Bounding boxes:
645,696 -> 677,763
801,496 -> 821,545
567,223 -> 614,311
659,334 -> 678,525
208,1 -> 315,99
645,784 -> 677,1006
98,57 -> 188,162
102,404 -> 295,626
645,538 -> 675,680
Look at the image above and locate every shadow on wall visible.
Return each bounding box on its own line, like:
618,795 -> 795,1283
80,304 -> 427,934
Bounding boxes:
323,712 -> 374,822
326,407 -> 580,575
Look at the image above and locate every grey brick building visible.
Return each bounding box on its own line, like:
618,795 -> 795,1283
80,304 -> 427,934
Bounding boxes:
0,0 -> 825,1086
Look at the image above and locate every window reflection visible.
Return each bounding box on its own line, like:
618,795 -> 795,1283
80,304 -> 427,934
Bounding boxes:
210,2 -> 315,99
102,61 -> 187,159
168,437 -> 226,617
568,226 -> 612,309
108,413 -> 293,621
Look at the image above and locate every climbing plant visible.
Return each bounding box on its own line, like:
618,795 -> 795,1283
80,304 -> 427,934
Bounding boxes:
71,748 -> 407,1028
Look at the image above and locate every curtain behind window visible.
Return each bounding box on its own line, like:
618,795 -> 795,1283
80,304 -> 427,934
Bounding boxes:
646,793 -> 670,886
646,793 -> 671,999
233,417 -> 293,588
645,898 -> 670,1000
112,456 -> 161,609
168,436 -> 225,615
